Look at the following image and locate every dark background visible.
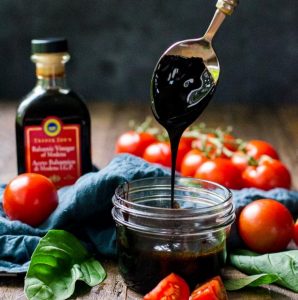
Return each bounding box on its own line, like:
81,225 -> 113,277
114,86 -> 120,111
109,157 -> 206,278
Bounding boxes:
0,0 -> 297,104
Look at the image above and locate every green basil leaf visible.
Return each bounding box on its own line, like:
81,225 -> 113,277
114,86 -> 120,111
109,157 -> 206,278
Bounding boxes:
224,273 -> 279,291
229,249 -> 298,292
24,230 -> 106,300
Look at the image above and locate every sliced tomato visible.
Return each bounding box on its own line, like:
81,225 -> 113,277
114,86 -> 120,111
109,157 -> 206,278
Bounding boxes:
190,276 -> 228,300
143,273 -> 190,300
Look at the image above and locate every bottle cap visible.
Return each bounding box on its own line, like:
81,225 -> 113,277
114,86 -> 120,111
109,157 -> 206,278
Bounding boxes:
31,37 -> 68,54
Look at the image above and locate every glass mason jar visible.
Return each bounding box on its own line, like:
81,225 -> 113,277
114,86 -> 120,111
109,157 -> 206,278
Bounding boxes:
112,177 -> 235,294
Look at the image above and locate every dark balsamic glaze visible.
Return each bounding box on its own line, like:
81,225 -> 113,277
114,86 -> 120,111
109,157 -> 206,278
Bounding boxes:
117,227 -> 226,294
151,55 -> 216,206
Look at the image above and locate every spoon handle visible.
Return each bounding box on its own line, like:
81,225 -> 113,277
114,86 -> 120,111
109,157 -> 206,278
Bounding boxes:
203,0 -> 238,42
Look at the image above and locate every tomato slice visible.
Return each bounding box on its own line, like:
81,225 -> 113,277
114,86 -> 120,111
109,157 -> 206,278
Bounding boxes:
143,273 -> 190,300
190,276 -> 228,300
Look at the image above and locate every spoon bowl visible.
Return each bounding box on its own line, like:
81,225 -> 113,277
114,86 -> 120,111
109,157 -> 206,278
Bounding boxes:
155,0 -> 238,84
163,37 -> 220,84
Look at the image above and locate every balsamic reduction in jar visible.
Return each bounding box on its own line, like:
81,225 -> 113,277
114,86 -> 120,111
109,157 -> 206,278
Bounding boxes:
151,55 -> 216,206
112,177 -> 235,295
117,226 -> 226,294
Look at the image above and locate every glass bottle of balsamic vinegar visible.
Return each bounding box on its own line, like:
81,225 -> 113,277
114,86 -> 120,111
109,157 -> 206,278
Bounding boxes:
16,37 -> 92,188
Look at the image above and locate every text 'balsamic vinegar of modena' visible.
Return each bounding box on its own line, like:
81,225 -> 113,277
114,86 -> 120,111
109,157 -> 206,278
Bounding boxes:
16,38 -> 92,188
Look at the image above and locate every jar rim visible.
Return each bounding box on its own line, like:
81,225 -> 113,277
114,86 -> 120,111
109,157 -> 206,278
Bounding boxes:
112,176 -> 235,235
114,176 -> 232,212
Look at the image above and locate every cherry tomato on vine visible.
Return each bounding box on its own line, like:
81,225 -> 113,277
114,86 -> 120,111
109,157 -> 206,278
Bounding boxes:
190,276 -> 228,300
176,138 -> 193,172
3,173 -> 58,227
115,130 -> 157,157
209,132 -> 238,152
195,158 -> 243,189
144,273 -> 190,300
221,133 -> 238,152
181,149 -> 207,177
192,135 -> 219,158
180,136 -> 196,150
238,199 -> 294,253
242,156 -> 291,190
231,151 -> 250,172
143,142 -> 171,167
192,133 -> 236,159
245,140 -> 279,160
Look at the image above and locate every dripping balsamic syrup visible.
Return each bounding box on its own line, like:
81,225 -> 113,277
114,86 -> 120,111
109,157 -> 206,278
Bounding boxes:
151,55 -> 216,207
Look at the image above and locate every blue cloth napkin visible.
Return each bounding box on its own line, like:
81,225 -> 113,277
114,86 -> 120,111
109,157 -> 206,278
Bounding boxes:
0,154 -> 297,274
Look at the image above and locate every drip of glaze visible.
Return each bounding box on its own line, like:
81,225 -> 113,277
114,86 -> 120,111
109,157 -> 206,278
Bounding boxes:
151,55 -> 216,207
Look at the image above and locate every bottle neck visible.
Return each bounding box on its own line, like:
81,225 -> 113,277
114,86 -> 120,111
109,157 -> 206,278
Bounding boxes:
36,74 -> 68,90
31,52 -> 70,90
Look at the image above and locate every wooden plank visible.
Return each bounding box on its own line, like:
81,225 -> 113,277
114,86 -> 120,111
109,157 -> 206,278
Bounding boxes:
2,264 -> 297,299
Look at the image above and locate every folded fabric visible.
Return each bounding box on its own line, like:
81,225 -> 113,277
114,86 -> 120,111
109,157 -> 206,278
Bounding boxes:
0,154 -> 297,274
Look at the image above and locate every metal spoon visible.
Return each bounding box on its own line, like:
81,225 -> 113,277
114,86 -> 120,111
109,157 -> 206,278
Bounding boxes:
157,0 -> 238,84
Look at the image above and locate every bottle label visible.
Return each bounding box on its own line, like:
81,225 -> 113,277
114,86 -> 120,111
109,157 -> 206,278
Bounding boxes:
25,116 -> 81,188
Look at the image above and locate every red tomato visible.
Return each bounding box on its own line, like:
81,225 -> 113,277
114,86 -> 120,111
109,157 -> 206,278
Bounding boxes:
180,136 -> 196,150
294,220 -> 298,246
115,131 -> 156,157
245,140 -> 279,160
238,199 -> 294,253
190,276 -> 228,300
195,158 -> 243,189
193,133 -> 237,158
181,149 -> 208,177
3,173 -> 58,227
192,135 -> 218,158
144,273 -> 190,300
209,132 -> 238,152
176,139 -> 193,172
242,156 -> 291,190
231,151 -> 250,172
143,142 -> 171,167
221,133 -> 238,152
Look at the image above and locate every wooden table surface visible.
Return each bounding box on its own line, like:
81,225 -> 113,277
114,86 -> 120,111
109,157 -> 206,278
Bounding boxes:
0,100 -> 297,299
